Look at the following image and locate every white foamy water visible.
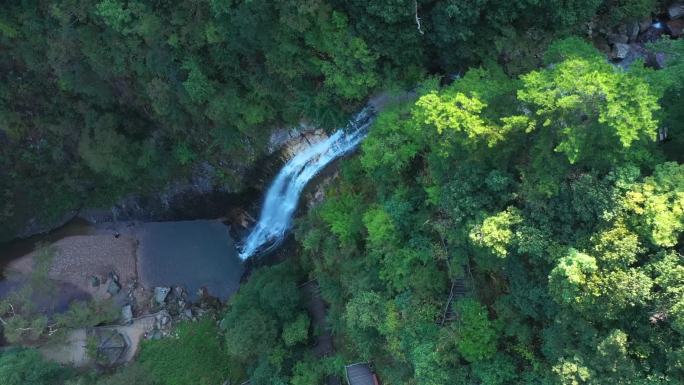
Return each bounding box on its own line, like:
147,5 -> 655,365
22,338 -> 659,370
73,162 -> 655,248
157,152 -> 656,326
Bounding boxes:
239,107 -> 375,259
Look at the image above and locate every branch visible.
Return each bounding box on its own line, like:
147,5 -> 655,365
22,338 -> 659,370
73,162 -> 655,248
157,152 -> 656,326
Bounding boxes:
415,0 -> 425,35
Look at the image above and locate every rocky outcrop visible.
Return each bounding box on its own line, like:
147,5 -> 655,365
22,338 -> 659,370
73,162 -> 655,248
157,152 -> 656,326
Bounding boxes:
611,43 -> 631,60
107,279 -> 121,296
666,19 -> 684,37
267,121 -> 318,155
79,162 -> 235,224
593,6 -> 684,68
153,286 -> 170,305
121,304 -> 133,325
669,3 -> 684,19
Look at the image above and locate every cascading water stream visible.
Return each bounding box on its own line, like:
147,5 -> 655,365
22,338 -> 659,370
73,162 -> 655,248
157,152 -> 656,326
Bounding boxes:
238,107 -> 376,259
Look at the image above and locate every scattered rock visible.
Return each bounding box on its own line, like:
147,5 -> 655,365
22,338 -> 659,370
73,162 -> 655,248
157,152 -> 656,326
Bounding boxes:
668,3 -> 684,20
627,21 -> 640,42
183,309 -> 193,319
107,279 -> 121,296
666,19 -> 684,37
173,286 -> 185,299
639,25 -> 665,43
148,330 -> 163,340
617,43 -> 653,70
121,304 -> 133,324
154,286 -> 170,305
154,311 -> 172,330
611,43 -> 631,60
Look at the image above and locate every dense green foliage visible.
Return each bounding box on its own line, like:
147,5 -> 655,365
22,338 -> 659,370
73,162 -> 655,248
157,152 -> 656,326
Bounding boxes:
219,262 -> 326,384
294,38 -> 684,384
0,348 -> 71,385
0,0 -> 662,242
2,1 -> 684,385
137,318 -> 230,385
0,245 -> 118,345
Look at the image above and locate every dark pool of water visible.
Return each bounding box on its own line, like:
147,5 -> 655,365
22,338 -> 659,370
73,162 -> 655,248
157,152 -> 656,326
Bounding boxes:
137,220 -> 243,300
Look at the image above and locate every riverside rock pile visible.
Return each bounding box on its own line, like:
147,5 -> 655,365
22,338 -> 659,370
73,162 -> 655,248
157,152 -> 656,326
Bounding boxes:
591,2 -> 684,63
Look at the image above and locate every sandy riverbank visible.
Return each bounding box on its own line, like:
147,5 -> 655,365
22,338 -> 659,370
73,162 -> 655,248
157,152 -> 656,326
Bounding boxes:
6,233 -> 139,301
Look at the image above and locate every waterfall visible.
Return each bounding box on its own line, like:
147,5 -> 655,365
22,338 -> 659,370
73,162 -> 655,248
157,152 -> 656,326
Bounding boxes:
238,107 -> 376,259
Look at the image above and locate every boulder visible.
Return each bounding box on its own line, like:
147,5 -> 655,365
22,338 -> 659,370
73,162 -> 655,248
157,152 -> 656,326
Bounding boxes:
173,286 -> 185,299
89,275 -> 100,287
154,286 -> 170,305
611,43 -> 631,60
616,43 -> 649,69
640,18 -> 653,33
108,271 -> 119,283
107,280 -> 121,296
666,19 -> 684,37
668,3 -> 684,19
121,304 -> 133,324
149,330 -> 162,340
647,52 -> 667,69
627,21 -> 640,42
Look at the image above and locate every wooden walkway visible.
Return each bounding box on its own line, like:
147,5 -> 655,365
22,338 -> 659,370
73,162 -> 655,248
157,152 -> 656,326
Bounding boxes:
439,278 -> 469,325
301,280 -> 341,385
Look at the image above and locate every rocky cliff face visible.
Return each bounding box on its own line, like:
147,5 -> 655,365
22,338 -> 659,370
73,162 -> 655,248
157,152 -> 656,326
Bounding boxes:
10,125 -> 331,243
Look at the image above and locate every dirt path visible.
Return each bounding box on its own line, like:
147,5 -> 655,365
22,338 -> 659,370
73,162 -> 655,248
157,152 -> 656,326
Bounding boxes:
40,312 -> 163,367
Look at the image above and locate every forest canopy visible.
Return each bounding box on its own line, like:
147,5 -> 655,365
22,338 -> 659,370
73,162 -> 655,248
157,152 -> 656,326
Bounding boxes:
293,37 -> 684,385
0,0 -> 664,241
2,1 -> 684,385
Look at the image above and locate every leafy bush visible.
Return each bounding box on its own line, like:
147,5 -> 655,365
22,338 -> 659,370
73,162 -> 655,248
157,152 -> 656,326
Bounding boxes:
0,348 -> 71,385
138,319 -> 231,385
